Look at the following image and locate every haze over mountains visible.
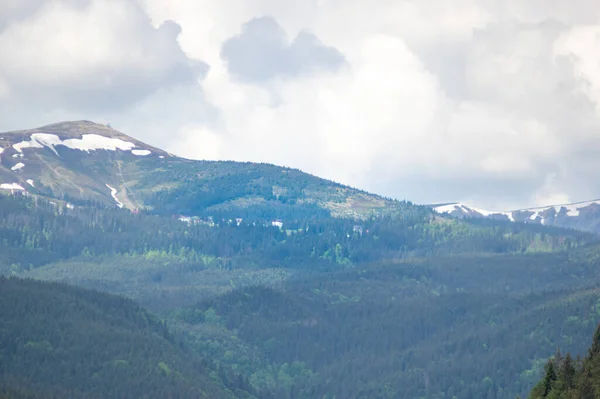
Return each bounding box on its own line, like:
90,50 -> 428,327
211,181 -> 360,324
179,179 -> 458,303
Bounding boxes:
3,0 -> 600,397
2,121 -> 600,398
3,120 -> 600,236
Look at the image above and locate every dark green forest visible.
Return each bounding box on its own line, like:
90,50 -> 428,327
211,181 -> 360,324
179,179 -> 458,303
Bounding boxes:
171,254 -> 600,399
527,323 -> 600,398
0,277 -> 260,399
2,193 -> 600,398
0,195 -> 590,273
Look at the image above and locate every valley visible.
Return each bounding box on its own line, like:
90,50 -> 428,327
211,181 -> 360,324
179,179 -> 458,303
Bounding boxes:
1,122 -> 600,398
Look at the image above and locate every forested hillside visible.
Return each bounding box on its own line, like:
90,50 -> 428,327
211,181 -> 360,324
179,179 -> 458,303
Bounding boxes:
2,191 -> 600,398
0,277 -> 254,399
1,193 -> 591,312
1,195 -> 588,271
170,252 -> 600,399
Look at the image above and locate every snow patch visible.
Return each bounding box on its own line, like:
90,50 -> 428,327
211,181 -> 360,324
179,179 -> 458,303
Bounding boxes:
433,203 -> 515,221
105,184 -> 124,208
12,153 -> 23,158
63,134 -> 135,152
433,204 -> 460,214
0,183 -> 25,191
13,133 -> 135,154
0,148 -> 3,155
529,212 -> 538,221
13,138 -> 43,153
26,179 -> 35,187
28,133 -> 61,155
131,149 -> 151,156
159,155 -> 165,159
11,162 -> 24,171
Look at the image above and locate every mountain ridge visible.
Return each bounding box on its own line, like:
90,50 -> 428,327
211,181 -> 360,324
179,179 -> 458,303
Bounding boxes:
432,199 -> 600,233
5,120 -> 600,235
0,120 -> 410,219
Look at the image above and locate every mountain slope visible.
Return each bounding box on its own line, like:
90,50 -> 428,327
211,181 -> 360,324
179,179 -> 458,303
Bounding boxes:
433,200 -> 600,234
174,250 -> 600,399
0,121 -> 408,219
2,192 -> 597,398
0,277 -> 249,399
0,192 -> 589,314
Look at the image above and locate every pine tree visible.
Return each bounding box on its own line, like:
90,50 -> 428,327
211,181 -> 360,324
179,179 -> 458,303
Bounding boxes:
542,360 -> 557,397
578,366 -> 594,399
558,353 -> 576,391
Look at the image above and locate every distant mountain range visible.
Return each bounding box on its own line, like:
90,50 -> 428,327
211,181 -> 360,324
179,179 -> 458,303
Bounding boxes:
3,120 -> 600,234
432,200 -> 600,233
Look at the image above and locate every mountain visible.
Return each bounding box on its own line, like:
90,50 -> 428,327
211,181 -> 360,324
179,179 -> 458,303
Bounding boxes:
0,191 -> 587,314
0,189 -> 594,398
4,120 -> 600,398
0,276 -> 254,399
174,249 -> 600,399
433,200 -> 600,234
0,121 -> 407,219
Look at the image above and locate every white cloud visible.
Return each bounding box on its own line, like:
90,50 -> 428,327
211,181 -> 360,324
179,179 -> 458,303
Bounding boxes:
555,25 -> 600,113
169,124 -> 223,160
0,0 -> 204,113
3,0 -> 600,210
182,33 -> 445,188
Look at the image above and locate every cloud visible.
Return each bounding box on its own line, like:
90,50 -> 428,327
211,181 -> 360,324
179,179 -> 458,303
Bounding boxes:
165,0 -> 600,209
0,0 -> 207,115
0,0 -> 48,30
221,16 -> 345,82
3,0 -> 600,210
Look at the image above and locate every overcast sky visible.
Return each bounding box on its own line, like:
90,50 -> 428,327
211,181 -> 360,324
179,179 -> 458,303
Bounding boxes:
1,0 -> 600,210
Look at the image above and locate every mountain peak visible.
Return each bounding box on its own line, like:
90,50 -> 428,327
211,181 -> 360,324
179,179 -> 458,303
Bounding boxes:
0,120 -> 168,156
0,121 -> 171,208
4,120 -> 138,143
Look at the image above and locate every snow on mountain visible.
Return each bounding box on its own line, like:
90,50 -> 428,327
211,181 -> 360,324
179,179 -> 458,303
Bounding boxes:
11,162 -> 25,171
13,133 -> 136,154
105,184 -> 124,208
0,183 -> 25,191
433,203 -> 515,221
131,149 -> 151,156
433,200 -> 600,232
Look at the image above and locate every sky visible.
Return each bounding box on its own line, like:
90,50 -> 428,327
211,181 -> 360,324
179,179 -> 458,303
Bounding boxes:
1,0 -> 600,210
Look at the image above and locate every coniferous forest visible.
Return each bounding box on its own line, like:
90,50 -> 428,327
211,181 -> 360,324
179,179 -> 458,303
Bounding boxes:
2,193 -> 600,398
527,323 -> 600,398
